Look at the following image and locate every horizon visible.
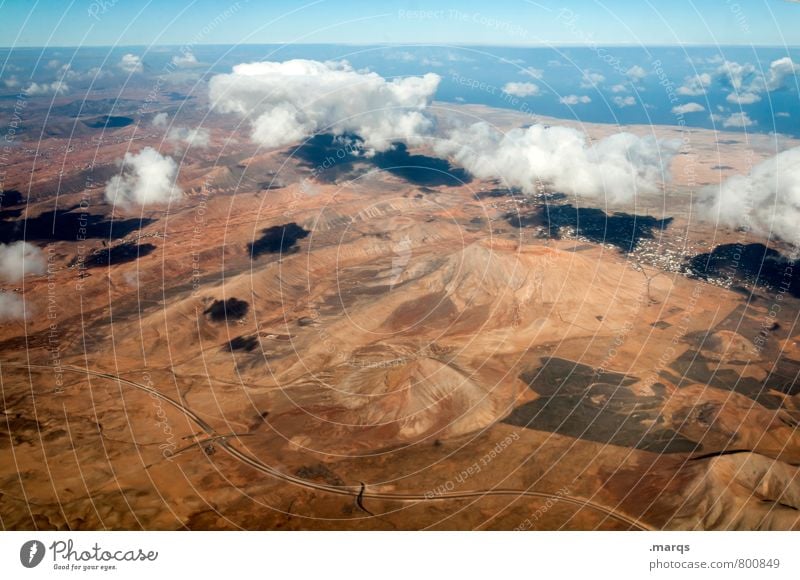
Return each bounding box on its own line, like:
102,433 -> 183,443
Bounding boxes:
1,0 -> 799,48
4,42 -> 800,50
2,42 -> 799,139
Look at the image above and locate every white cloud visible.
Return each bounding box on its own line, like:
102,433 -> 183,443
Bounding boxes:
119,53 -> 143,74
559,94 -> 591,105
612,96 -> 636,108
503,81 -> 540,97
580,71 -> 605,88
677,73 -> 712,96
445,52 -> 475,63
433,123 -> 679,204
671,102 -> 705,115
0,293 -> 29,321
763,56 -> 800,91
56,63 -> 78,81
208,59 -> 440,152
704,54 -> 725,66
83,65 -> 111,81
388,51 -> 417,62
0,241 -> 46,282
714,58 -> 799,103
167,126 -> 211,148
384,51 -> 468,66
420,57 -> 444,67
722,112 -> 755,128
105,147 -> 183,207
718,60 -> 756,91
626,65 -> 647,81
777,112 -> 791,118
53,63 -> 111,84
610,84 -> 628,93
519,66 -> 543,79
171,50 -> 199,67
698,147 -> 800,244
3,76 -> 19,88
152,112 -> 169,128
24,80 -> 68,95
725,91 -> 761,105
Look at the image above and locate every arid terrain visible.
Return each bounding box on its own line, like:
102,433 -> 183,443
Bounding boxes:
2,92 -> 800,531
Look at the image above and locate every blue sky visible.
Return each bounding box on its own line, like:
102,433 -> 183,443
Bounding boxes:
0,0 -> 799,48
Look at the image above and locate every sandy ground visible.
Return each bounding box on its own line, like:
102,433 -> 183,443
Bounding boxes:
1,100 -> 799,530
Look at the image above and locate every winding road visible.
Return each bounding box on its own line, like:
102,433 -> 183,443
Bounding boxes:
11,362 -> 653,530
